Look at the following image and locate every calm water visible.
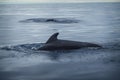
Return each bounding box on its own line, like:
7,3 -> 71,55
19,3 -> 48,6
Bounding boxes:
0,3 -> 120,80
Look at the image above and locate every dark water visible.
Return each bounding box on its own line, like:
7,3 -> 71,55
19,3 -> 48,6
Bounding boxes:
0,3 -> 120,80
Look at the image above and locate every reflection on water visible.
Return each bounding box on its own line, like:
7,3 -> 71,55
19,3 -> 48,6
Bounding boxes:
0,3 -> 120,80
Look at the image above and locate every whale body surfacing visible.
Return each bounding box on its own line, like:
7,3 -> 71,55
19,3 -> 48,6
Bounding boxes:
38,33 -> 102,51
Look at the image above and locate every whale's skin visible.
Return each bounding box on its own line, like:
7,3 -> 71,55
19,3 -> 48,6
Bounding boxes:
38,33 -> 102,51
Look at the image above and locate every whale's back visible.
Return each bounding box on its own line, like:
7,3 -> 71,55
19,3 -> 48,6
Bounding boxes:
38,32 -> 101,50
39,40 -> 101,50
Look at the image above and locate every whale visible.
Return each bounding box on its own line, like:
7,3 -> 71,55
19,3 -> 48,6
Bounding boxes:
38,32 -> 102,51
20,18 -> 79,24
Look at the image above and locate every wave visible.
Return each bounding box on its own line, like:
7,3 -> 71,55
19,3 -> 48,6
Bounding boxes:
1,41 -> 120,53
0,43 -> 102,53
0,42 -> 120,62
19,18 -> 79,24
0,42 -> 102,59
0,43 -> 44,53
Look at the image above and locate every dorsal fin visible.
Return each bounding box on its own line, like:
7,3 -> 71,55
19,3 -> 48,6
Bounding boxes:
46,32 -> 59,43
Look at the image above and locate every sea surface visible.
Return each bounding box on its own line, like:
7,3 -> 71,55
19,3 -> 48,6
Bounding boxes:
0,3 -> 120,80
